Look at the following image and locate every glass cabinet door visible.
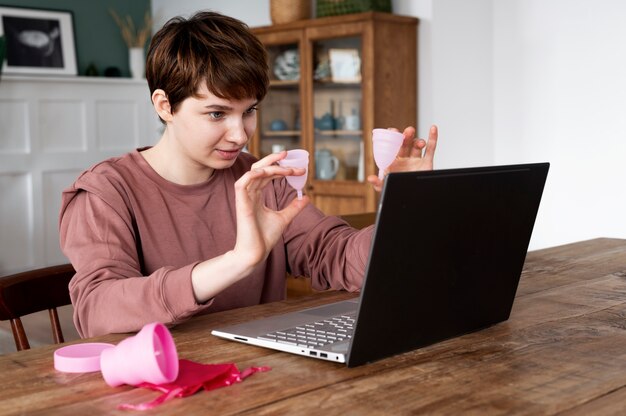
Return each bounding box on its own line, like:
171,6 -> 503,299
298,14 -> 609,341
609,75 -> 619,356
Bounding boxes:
257,42 -> 302,158
312,36 -> 363,182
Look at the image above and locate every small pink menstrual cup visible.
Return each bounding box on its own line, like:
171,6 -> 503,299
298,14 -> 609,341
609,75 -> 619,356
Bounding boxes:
372,129 -> 404,179
100,322 -> 179,387
277,149 -> 309,199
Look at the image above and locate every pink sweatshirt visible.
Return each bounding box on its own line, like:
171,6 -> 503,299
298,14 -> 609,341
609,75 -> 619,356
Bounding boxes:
59,149 -> 373,338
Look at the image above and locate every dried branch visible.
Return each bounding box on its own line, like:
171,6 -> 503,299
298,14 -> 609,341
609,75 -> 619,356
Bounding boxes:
109,9 -> 152,48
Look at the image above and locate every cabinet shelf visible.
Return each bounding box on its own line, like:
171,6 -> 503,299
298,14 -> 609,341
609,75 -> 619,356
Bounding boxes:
263,130 -> 301,137
313,80 -> 361,88
269,79 -> 299,88
315,130 -> 363,137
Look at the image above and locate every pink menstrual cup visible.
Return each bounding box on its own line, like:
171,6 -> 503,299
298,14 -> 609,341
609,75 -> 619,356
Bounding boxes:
372,128 -> 404,179
100,322 -> 179,387
277,149 -> 309,199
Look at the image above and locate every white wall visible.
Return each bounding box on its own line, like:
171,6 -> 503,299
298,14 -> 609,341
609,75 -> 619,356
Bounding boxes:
152,0 -> 271,29
430,0 -> 494,169
152,0 -> 626,250
493,0 -> 626,248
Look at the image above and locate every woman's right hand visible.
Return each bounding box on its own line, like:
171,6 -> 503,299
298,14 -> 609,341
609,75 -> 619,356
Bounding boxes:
233,151 -> 309,267
190,151 -> 308,302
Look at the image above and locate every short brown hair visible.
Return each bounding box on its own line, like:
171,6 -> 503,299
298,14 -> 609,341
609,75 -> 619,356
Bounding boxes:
146,11 -> 269,117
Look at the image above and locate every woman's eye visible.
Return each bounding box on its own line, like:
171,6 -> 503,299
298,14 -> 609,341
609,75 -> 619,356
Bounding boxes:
208,112 -> 224,120
245,106 -> 258,115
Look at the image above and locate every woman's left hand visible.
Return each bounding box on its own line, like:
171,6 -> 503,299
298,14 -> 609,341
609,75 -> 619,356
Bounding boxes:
367,125 -> 438,192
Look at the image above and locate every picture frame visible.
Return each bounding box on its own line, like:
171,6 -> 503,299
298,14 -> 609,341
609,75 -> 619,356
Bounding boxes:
329,48 -> 361,83
0,6 -> 77,76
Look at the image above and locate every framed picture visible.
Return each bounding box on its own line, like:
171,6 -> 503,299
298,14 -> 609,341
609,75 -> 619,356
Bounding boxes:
0,6 -> 77,76
329,48 -> 361,83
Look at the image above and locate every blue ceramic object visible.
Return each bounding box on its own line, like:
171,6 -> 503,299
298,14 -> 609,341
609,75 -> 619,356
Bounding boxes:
316,113 -> 335,130
270,119 -> 288,131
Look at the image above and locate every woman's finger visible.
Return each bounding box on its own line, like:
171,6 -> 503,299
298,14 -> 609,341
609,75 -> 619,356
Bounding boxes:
422,125 -> 438,163
251,150 -> 288,169
396,126 -> 417,158
409,139 -> 426,158
277,195 -> 309,223
237,166 -> 306,193
263,165 -> 307,180
367,174 -> 384,192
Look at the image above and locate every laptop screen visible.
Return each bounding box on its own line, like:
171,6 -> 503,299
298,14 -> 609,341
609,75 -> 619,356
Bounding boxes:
348,163 -> 549,366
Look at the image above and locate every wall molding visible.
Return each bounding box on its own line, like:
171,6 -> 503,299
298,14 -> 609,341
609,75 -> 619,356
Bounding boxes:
0,76 -> 159,274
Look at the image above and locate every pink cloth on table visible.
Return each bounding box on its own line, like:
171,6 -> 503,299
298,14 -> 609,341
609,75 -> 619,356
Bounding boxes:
118,359 -> 270,411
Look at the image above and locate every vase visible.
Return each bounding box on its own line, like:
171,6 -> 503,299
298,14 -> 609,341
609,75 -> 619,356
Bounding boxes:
129,47 -> 145,79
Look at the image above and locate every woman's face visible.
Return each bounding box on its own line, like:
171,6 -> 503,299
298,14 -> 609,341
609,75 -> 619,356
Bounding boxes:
167,82 -> 258,173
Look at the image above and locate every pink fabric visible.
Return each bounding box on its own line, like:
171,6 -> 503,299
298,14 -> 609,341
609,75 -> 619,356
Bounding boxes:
60,149 -> 373,338
117,359 -> 271,411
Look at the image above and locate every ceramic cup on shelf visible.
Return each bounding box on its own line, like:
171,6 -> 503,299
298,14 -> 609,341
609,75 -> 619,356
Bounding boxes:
344,108 -> 361,131
315,149 -> 339,180
272,144 -> 287,153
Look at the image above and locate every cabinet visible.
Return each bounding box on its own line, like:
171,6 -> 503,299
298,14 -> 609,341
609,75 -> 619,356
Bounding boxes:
251,12 -> 417,215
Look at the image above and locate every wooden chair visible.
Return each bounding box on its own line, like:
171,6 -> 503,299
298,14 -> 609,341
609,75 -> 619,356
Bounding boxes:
0,264 -> 75,351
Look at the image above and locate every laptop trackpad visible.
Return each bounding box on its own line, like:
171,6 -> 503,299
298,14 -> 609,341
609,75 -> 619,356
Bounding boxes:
299,299 -> 358,317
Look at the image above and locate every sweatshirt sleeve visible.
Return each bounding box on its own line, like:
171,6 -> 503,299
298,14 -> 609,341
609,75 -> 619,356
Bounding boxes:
59,177 -> 212,338
275,180 -> 374,292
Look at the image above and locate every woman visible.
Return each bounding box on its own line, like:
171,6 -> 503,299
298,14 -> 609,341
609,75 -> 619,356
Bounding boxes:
59,11 -> 438,338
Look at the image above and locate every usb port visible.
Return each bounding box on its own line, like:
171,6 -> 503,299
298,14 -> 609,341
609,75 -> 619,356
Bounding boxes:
309,351 -> 317,356
320,353 -> 328,358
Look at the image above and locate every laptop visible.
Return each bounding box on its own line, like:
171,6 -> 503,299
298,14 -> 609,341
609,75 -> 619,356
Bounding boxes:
212,163 -> 550,367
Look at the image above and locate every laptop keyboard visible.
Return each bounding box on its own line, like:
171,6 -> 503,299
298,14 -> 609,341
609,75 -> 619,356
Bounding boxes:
258,313 -> 356,349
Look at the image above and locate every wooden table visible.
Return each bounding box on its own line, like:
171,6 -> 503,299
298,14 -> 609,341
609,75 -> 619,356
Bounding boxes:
1,238 -> 625,415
